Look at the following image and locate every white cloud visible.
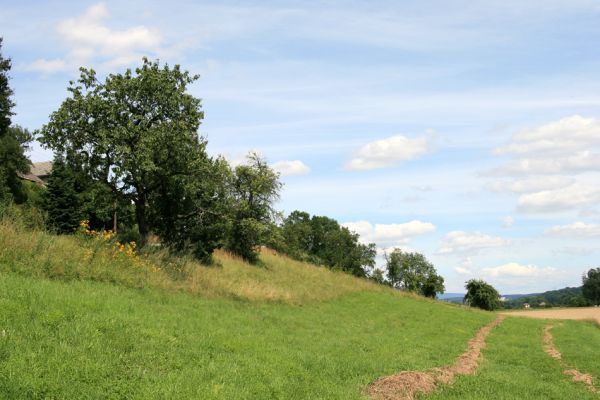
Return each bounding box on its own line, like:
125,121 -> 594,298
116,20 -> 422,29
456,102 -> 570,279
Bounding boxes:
25,58 -> 67,74
483,262 -> 556,278
455,257 -> 473,275
345,135 -> 428,171
517,184 -> 600,213
495,115 -> 600,156
545,221 -> 600,237
486,176 -> 575,193
271,160 -> 310,176
490,151 -> 600,176
502,216 -> 514,228
489,115 -> 600,214
342,220 -> 435,246
27,3 -> 164,74
438,231 -> 509,254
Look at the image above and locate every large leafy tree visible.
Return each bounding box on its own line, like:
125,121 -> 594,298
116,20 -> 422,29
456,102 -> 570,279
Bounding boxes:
0,38 -> 31,203
38,58 -> 207,246
150,155 -> 232,263
226,153 -> 282,263
464,279 -> 501,311
582,267 -> 600,306
385,249 -> 445,297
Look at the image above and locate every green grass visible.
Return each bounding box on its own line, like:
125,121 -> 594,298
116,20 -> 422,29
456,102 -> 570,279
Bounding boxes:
552,320 -> 600,386
424,317 -> 598,399
2,218 -> 599,399
0,220 -> 384,304
0,273 -> 491,399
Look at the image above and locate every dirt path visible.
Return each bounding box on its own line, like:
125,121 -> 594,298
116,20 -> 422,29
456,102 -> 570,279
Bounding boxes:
500,307 -> 600,325
542,324 -> 598,393
366,315 -> 504,400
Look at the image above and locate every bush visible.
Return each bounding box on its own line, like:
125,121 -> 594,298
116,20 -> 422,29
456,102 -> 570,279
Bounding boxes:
464,279 -> 501,311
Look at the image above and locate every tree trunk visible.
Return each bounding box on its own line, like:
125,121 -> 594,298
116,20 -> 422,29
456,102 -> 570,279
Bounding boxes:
112,199 -> 118,233
135,193 -> 149,246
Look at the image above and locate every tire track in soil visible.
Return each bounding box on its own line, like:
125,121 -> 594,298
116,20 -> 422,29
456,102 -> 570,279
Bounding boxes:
366,315 -> 505,400
543,324 -> 598,393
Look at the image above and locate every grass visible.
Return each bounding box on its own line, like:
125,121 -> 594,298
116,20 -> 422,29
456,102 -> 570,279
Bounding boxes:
424,317 -> 599,399
552,320 -> 600,387
2,217 -> 599,399
0,219 -> 383,304
0,274 -> 491,399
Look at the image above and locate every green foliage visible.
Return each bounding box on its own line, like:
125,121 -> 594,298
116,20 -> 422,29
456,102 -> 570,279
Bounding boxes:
503,286 -> 590,309
0,39 -> 31,203
226,153 -> 281,263
38,58 -> 206,246
42,157 -> 82,234
464,279 -> 501,311
385,248 -> 445,297
370,268 -> 387,285
582,267 -> 600,305
150,155 -> 232,264
280,210 -> 377,277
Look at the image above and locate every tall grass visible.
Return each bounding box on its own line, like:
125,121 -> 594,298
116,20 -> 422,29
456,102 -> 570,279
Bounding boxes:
0,217 -> 386,305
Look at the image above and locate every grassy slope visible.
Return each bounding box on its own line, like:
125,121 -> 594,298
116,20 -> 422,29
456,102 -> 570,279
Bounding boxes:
0,221 -> 493,399
2,221 -> 599,399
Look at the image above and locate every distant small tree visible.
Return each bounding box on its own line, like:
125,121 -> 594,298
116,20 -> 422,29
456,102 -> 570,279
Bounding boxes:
385,249 -> 445,298
582,268 -> 600,306
464,279 -> 501,311
370,268 -> 387,285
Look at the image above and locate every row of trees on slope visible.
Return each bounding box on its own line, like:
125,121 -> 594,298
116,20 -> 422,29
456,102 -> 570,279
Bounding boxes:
0,39 -> 447,296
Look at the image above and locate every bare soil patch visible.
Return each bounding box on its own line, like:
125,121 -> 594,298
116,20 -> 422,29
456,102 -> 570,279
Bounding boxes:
500,307 -> 600,325
542,324 -> 598,393
366,315 -> 504,400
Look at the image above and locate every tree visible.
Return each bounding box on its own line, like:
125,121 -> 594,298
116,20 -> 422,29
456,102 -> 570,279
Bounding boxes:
150,155 -> 232,263
582,268 -> 600,306
0,38 -> 31,203
38,58 -> 206,246
370,268 -> 387,285
279,210 -> 377,277
43,157 -> 82,234
385,249 -> 445,297
464,279 -> 501,311
226,153 -> 282,263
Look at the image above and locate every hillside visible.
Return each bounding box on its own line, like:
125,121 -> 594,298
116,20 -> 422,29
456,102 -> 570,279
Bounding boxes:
503,286 -> 588,309
1,220 -> 599,399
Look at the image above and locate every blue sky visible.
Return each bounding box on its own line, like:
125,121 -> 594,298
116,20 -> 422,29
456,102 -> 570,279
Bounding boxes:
3,0 -> 600,293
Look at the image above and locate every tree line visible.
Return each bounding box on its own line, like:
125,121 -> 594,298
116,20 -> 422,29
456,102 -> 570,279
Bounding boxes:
0,40 -> 447,297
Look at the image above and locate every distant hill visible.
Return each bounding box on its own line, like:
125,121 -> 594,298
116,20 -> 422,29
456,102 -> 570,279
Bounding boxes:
503,286 -> 590,309
439,292 -> 530,304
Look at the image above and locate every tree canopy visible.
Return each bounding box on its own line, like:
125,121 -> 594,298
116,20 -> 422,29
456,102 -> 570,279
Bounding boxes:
0,38 -> 31,203
279,211 -> 376,277
582,267 -> 600,306
38,58 -> 211,246
226,153 -> 282,263
385,248 -> 445,297
464,279 -> 501,311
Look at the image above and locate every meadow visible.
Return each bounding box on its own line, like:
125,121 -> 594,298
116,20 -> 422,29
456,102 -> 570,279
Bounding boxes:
1,219 -> 599,399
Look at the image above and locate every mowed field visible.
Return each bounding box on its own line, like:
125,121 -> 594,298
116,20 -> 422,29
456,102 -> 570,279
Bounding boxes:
1,220 -> 599,399
500,307 -> 600,325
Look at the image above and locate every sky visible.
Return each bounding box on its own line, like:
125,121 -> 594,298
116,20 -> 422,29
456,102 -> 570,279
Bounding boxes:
2,0 -> 600,293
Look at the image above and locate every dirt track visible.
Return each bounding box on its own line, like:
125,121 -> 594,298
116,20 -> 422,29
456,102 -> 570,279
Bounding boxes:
367,315 -> 505,400
499,307 -> 600,324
